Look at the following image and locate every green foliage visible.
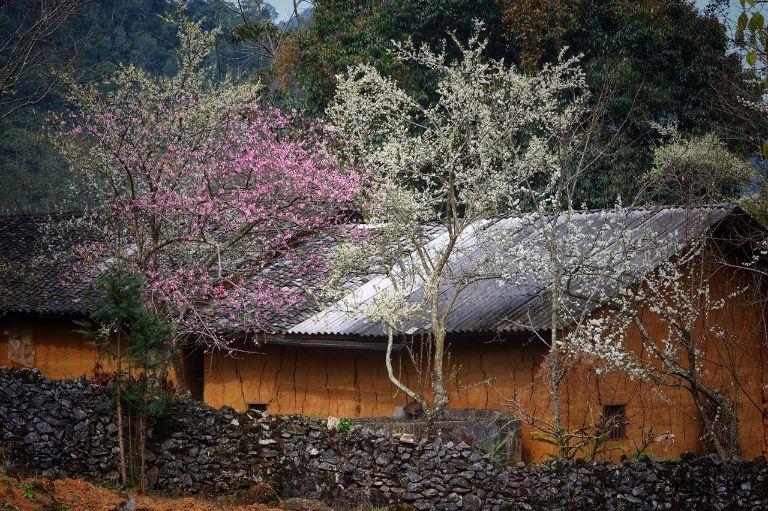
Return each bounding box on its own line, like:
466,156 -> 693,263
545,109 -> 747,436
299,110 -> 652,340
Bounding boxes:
337,417 -> 355,433
736,0 -> 767,72
502,0 -> 750,206
18,482 -> 38,502
86,272 -> 168,355
533,408 -> 623,461
533,426 -> 610,461
649,131 -> 753,203
81,270 -> 174,491
609,3 -> 744,201
297,0 -> 504,110
476,431 -> 516,465
295,0 -> 750,206
81,271 -> 172,419
0,0 -> 270,214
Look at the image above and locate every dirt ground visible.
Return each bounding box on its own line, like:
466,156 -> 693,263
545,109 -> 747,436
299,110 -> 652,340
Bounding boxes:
0,474 -> 287,511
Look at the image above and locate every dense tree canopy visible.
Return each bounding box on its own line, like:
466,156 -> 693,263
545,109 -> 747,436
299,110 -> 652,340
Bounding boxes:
0,0 -> 272,214
287,0 -> 749,205
502,0 -> 748,205
0,0 -> 758,211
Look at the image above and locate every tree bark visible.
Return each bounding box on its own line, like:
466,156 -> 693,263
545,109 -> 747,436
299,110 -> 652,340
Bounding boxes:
762,380 -> 768,459
140,383 -> 148,494
385,328 -> 427,413
428,328 -> 450,424
116,332 -> 127,485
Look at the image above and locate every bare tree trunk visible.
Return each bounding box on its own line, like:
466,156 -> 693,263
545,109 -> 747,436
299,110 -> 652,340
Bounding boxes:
727,401 -> 741,457
139,415 -> 147,494
116,332 -> 127,485
385,328 -> 427,412
689,385 -> 728,459
761,344 -> 768,459
685,336 -> 738,459
136,373 -> 148,494
548,349 -> 562,424
162,346 -> 186,397
549,258 -> 565,456
428,327 -> 450,423
548,347 -> 565,457
128,411 -> 134,485
140,394 -> 147,494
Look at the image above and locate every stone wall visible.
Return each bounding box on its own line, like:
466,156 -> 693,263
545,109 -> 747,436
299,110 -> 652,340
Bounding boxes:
2,368 -> 767,510
355,409 -> 522,464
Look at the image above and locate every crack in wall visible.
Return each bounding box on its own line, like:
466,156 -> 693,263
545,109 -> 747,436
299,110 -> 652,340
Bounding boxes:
325,359 -> 331,413
234,357 -> 247,409
291,349 -> 299,412
271,347 -> 286,409
258,355 -> 267,404
353,353 -> 362,416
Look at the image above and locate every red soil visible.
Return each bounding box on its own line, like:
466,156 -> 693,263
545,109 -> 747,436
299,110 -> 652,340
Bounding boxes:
0,474 -> 285,511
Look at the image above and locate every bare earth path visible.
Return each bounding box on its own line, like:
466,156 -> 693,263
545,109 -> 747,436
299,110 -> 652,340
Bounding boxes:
0,475 -> 287,511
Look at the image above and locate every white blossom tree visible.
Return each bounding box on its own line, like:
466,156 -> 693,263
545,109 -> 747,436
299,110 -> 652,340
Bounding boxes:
566,229 -> 748,459
324,26 -> 595,422
646,129 -> 753,205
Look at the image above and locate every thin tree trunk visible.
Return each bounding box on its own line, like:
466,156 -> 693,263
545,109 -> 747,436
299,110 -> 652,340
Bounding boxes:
385,328 -> 427,412
761,345 -> 768,458
128,411 -> 134,484
685,337 -> 734,459
168,347 -> 186,397
547,207 -> 565,456
689,385 -> 728,459
548,347 -> 564,456
116,332 -> 127,485
139,375 -> 148,494
762,381 -> 768,458
139,414 -> 147,494
428,328 -> 450,424
549,268 -> 564,456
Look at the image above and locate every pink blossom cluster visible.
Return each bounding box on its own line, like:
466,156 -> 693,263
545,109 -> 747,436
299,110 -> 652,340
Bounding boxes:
61,100 -> 361,348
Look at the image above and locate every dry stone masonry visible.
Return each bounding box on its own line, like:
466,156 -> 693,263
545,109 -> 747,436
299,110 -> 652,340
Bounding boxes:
1,368 -> 767,510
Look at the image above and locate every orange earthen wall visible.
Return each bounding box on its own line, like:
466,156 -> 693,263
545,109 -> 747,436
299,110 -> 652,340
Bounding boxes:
0,315 -> 105,380
4,310 -> 765,461
203,262 -> 768,462
203,334 -> 766,461
4,261 -> 766,462
0,315 -> 177,382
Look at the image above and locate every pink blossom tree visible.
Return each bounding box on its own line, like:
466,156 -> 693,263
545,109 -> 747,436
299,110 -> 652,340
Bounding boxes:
56,13 -> 359,360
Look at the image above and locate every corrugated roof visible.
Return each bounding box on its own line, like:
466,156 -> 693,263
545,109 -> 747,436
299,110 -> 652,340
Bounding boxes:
0,205 -> 738,339
287,205 -> 734,337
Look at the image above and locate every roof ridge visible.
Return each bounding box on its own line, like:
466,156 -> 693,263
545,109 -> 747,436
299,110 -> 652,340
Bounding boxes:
1,204 -> 734,224
343,203 -> 738,228
0,210 -> 83,221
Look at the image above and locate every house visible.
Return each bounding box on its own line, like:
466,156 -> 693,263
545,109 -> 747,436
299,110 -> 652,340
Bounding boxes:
2,205 -> 767,461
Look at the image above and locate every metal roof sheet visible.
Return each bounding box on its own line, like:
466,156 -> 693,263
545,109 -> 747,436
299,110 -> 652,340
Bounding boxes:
0,205 -> 737,339
287,205 -> 734,337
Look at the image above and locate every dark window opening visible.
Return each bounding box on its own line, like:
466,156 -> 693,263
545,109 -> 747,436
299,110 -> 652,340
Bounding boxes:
603,404 -> 627,440
248,403 -> 268,412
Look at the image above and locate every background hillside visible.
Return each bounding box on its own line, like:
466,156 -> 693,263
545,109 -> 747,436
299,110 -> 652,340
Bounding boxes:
0,0 -> 762,213
0,0 -> 274,213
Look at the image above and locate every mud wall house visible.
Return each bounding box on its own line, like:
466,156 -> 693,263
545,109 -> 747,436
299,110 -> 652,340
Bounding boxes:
0,213 -> 104,380
1,206 -> 767,461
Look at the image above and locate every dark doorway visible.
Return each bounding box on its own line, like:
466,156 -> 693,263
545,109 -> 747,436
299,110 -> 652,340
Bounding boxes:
181,345 -> 205,401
